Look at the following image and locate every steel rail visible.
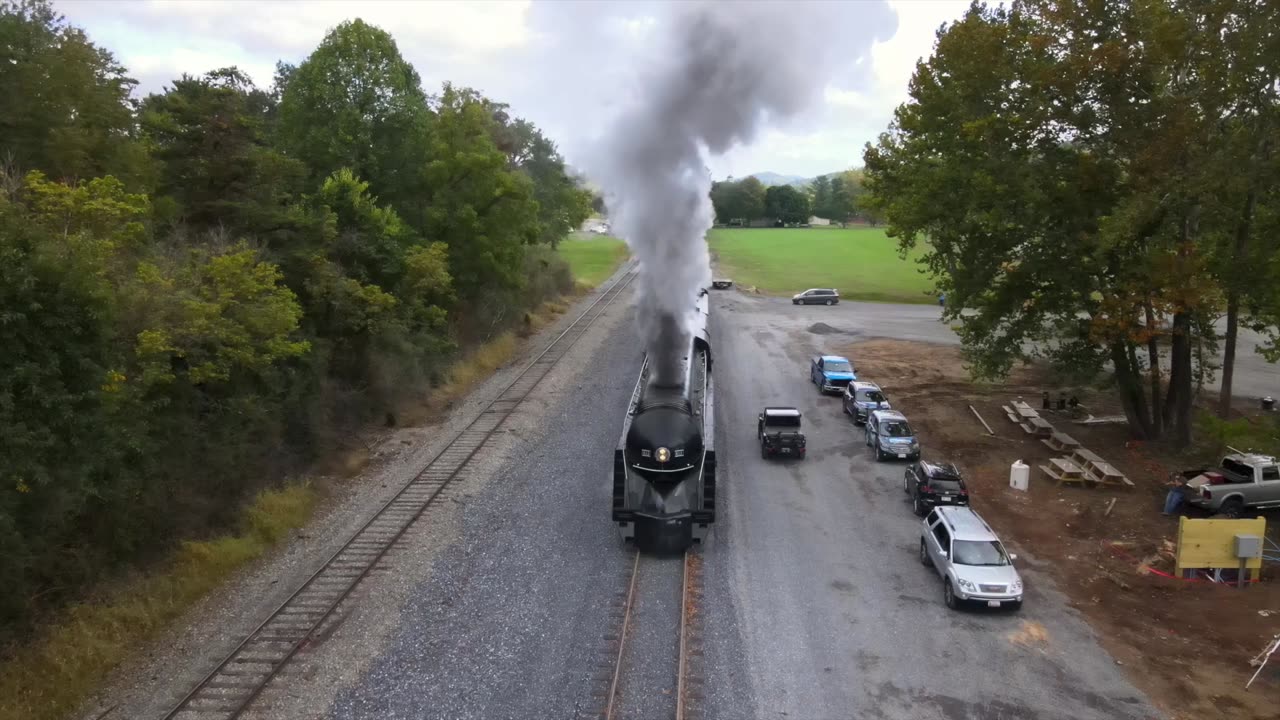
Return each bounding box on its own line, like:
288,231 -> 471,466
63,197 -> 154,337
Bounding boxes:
603,551 -> 642,720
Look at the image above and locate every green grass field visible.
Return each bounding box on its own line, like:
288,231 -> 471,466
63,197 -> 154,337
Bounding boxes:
557,234 -> 629,287
708,227 -> 935,304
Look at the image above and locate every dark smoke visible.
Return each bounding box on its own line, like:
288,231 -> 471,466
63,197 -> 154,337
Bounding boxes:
582,2 -> 895,386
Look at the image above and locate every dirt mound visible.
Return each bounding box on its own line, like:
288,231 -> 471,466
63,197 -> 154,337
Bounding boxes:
807,322 -> 844,335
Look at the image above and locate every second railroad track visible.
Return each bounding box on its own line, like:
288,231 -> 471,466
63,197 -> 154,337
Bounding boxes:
162,261 -> 638,720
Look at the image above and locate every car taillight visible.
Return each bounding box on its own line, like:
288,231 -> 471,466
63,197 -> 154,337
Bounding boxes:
920,485 -> 932,493
958,489 -> 968,496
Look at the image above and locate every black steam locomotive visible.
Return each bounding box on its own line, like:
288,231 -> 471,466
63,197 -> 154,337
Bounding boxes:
610,290 -> 716,554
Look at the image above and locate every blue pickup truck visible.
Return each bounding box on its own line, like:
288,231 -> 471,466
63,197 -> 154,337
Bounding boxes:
810,355 -> 856,394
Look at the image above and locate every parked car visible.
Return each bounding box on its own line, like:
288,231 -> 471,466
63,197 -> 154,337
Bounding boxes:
904,461 -> 970,516
1186,453 -> 1280,517
758,406 -> 806,460
810,355 -> 855,394
842,381 -> 889,424
711,278 -> 734,289
920,506 -> 1023,611
865,409 -> 919,461
792,288 -> 840,305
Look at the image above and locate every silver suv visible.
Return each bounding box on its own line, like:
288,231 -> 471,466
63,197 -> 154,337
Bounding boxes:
919,506 -> 1023,611
865,409 -> 919,461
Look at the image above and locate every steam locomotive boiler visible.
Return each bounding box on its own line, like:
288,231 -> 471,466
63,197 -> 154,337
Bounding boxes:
610,290 -> 716,554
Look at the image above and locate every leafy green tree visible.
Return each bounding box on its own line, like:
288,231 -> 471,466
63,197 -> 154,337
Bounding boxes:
862,0 -> 1280,446
141,68 -> 307,232
738,176 -> 767,220
0,172 -> 124,621
863,2 -> 1158,435
810,175 -> 832,219
0,0 -> 147,185
278,19 -> 432,229
480,95 -> 593,246
423,86 -> 539,300
765,184 -> 811,224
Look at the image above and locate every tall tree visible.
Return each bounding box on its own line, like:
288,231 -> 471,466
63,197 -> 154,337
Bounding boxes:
481,96 -> 593,247
765,184 -> 811,224
811,174 -> 832,219
277,19 -> 432,230
141,67 -> 307,233
0,0 -> 147,185
422,86 -> 539,301
863,0 -> 1209,445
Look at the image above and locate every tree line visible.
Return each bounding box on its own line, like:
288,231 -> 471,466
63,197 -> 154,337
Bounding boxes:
0,0 -> 592,633
709,169 -> 882,226
864,0 -> 1280,447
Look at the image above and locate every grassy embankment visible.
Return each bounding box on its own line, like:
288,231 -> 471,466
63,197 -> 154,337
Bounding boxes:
557,233 -> 630,289
708,227 -> 935,304
0,267 -> 585,720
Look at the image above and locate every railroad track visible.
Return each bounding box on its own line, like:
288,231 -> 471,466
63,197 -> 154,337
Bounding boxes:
161,261 -> 638,720
600,550 -> 706,720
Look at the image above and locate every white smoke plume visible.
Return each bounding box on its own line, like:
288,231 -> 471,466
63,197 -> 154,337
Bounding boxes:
583,1 -> 884,386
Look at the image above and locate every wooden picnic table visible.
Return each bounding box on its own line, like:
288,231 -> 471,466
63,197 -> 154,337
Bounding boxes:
1087,461 -> 1135,488
1040,458 -> 1093,486
1042,431 -> 1081,453
1072,448 -> 1105,467
1023,416 -> 1055,438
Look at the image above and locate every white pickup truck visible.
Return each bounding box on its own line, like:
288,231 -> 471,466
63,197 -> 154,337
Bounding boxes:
1186,453 -> 1280,517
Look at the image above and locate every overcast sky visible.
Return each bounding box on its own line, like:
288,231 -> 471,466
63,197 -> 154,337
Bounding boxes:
56,0 -> 971,181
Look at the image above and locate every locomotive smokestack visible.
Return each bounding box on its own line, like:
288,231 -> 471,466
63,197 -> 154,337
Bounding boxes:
647,311 -> 689,387
579,2 -> 893,370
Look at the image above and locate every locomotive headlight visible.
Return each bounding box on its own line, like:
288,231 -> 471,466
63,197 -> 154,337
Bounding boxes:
656,447 -> 671,463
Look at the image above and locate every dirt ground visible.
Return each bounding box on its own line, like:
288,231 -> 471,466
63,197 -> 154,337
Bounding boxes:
840,339 -> 1280,720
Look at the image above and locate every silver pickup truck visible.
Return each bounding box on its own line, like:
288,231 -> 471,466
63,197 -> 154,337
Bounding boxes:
1186,453 -> 1280,517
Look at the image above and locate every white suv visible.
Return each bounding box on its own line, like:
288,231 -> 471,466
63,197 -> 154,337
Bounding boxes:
919,506 -> 1023,611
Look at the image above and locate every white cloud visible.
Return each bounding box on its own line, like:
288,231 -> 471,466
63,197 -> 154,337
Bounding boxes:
53,0 -> 972,179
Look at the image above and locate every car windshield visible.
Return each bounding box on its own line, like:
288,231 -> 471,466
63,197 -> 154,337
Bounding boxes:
825,361 -> 852,374
765,415 -> 801,428
951,540 -> 1010,566
861,390 -> 885,403
882,421 -> 913,437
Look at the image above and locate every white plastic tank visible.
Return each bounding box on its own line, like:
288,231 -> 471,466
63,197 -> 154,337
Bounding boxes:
1010,460 -> 1030,492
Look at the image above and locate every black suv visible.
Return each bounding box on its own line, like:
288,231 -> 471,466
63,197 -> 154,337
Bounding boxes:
758,407 -> 806,460
904,461 -> 969,516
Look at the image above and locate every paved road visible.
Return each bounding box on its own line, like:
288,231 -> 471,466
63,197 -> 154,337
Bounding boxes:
312,285 -> 1163,720
783,296 -> 1280,401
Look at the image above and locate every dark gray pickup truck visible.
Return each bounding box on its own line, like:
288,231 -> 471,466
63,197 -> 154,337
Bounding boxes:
758,407 -> 806,460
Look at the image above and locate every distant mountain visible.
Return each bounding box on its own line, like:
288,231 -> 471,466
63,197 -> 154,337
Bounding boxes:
748,171 -> 810,188
745,170 -> 849,188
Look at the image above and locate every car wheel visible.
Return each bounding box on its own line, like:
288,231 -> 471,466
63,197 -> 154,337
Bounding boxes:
793,299 -> 800,305
761,447 -> 768,460
919,539 -> 930,566
944,580 -> 959,610
1218,498 -> 1244,518
825,299 -> 834,306
842,403 -> 849,415
1008,600 -> 1023,613
913,496 -> 924,516
903,477 -> 909,494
